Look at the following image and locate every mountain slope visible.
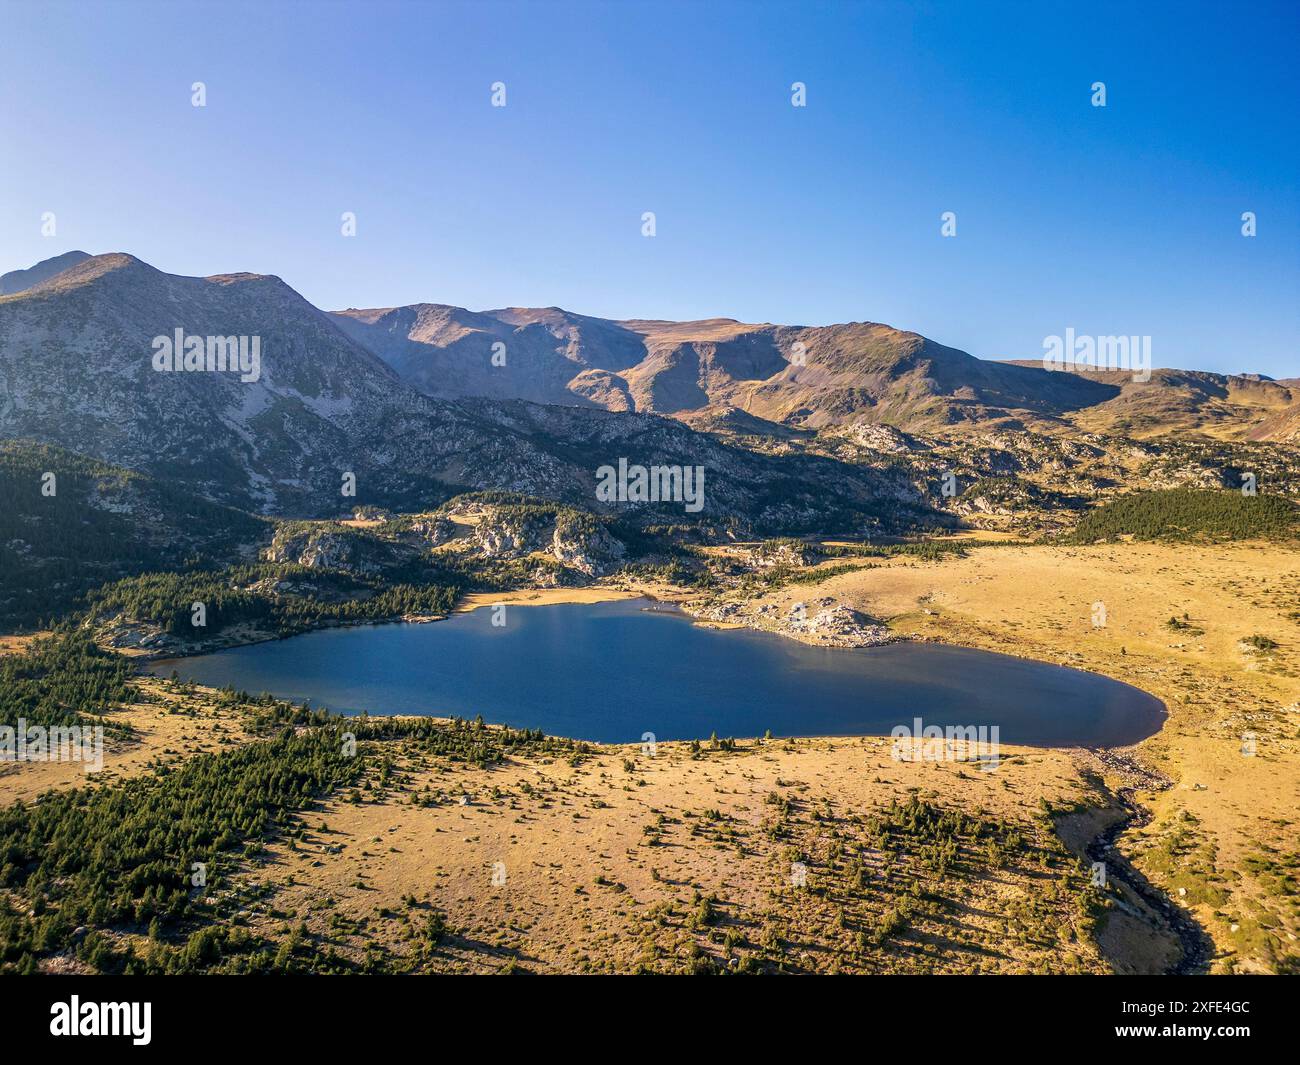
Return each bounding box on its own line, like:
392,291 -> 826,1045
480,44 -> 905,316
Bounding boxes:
452,398 -> 936,535
333,304 -> 1121,430
0,254 -> 934,534
330,303 -> 649,408
0,440 -> 269,627
1000,362 -> 1300,441
0,250 -> 92,295
0,253 -> 467,512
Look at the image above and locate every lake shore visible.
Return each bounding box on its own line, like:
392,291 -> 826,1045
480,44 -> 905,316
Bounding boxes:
737,539 -> 1300,974
454,586 -> 652,613
11,538 -> 1295,973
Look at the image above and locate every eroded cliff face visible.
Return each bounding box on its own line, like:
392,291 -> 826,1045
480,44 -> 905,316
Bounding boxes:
437,499 -> 627,578
262,523 -> 412,575
255,501 -> 627,584
694,595 -> 897,648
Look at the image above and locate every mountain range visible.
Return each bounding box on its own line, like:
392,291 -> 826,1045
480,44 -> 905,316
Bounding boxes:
0,250 -> 1294,532
0,249 -> 92,296
0,252 -> 924,531
331,303 -> 1123,429
332,302 -> 1297,440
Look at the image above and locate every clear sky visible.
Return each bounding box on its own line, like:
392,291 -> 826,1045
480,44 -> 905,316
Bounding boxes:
2,0 -> 1296,377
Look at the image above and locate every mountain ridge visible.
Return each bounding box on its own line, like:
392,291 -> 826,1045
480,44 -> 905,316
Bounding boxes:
0,250 -> 93,296
3,251 -> 1293,452
331,298 -> 1296,440
331,301 -> 1127,429
0,252 -> 933,534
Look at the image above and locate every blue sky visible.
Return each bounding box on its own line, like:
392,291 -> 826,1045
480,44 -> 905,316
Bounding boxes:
2,0 -> 1296,376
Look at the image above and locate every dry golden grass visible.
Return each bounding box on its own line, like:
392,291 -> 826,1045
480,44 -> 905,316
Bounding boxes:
0,679 -> 253,806
4,544 -> 1293,973
728,540 -> 1300,973
244,734 -> 1116,974
0,632 -> 47,657
454,587 -> 645,613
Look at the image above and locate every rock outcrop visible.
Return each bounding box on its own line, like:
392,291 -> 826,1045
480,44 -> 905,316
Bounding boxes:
695,595 -> 897,648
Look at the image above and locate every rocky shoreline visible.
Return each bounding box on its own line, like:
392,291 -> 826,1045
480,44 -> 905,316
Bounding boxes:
98,580 -> 910,665
93,611 -> 450,663
687,594 -> 903,649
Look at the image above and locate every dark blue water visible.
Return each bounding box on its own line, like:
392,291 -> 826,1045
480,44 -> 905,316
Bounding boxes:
148,598 -> 1165,747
